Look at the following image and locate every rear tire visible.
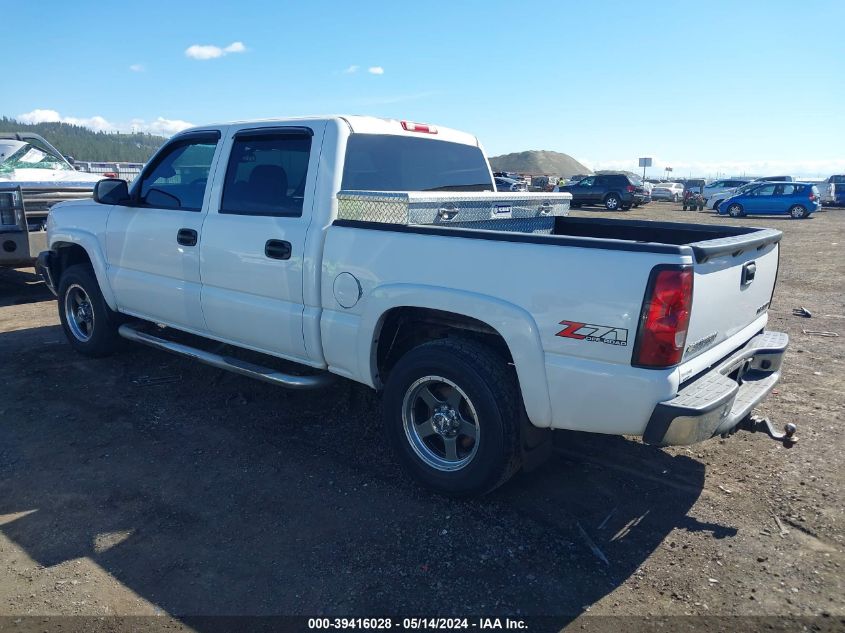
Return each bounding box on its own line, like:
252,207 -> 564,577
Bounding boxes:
789,204 -> 808,219
727,203 -> 745,217
57,264 -> 123,357
382,337 -> 522,496
604,193 -> 621,210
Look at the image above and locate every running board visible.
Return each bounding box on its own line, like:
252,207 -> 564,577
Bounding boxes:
118,323 -> 334,390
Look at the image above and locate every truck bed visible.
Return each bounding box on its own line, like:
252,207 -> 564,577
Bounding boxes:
333,214 -> 782,263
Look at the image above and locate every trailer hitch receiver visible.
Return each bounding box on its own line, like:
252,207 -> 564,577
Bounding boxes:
732,414 -> 797,448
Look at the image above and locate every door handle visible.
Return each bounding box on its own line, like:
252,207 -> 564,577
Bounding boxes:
741,261 -> 756,286
265,239 -> 292,260
177,228 -> 198,246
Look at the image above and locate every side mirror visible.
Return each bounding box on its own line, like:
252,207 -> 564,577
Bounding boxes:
93,178 -> 130,205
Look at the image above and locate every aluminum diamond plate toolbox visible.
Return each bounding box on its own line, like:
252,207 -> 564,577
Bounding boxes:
337,190 -> 571,233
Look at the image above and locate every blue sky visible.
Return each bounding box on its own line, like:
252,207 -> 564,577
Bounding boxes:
5,0 -> 844,177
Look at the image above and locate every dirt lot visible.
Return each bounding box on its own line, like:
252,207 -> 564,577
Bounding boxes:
1,203 -> 843,631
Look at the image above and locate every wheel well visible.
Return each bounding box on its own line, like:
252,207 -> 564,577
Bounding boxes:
374,307 -> 513,387
52,243 -> 92,283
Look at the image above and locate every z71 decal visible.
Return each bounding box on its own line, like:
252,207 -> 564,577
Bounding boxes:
556,321 -> 629,346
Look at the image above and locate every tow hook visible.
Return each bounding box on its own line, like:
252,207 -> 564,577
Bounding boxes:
730,415 -> 798,448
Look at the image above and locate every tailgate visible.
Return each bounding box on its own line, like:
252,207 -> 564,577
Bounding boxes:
683,232 -> 780,364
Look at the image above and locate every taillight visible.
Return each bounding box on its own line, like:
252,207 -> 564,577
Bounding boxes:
633,266 -> 694,368
626,185 -> 636,192
400,120 -> 438,134
809,192 -> 816,201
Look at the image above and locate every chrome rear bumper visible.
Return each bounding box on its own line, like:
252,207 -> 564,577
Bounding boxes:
643,330 -> 788,446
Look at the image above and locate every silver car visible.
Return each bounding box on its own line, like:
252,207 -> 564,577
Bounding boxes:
650,182 -> 684,202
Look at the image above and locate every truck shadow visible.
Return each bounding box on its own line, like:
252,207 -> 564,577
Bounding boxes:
0,267 -> 53,307
0,326 -> 728,628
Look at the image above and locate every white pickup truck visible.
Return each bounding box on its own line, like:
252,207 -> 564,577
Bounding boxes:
37,116 -> 793,496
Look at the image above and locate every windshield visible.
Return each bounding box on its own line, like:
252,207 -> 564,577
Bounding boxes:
341,134 -> 493,192
0,142 -> 74,175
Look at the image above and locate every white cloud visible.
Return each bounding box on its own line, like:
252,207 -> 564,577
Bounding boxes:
16,109 -> 194,137
129,63 -> 145,72
136,116 -> 195,136
185,41 -> 246,60
343,65 -> 360,74
224,41 -> 245,54
368,66 -> 384,75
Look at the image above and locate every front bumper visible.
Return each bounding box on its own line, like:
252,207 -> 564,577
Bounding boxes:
643,330 -> 788,446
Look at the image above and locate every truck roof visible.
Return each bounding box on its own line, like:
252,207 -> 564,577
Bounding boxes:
177,115 -> 481,147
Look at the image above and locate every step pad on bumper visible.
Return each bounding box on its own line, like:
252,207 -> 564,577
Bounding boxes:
644,330 -> 788,446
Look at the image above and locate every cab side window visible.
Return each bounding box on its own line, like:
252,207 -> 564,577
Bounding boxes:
220,130 -> 313,217
138,134 -> 219,211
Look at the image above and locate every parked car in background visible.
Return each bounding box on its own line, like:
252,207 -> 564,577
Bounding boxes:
683,179 -> 707,195
752,176 -> 793,183
826,175 -> 845,206
0,133 -> 105,267
495,176 -> 528,192
651,182 -> 684,202
702,179 -> 752,209
530,175 -> 557,192
637,181 -> 652,206
557,173 -> 646,210
718,182 -> 819,218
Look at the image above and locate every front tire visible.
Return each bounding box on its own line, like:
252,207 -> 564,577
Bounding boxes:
383,338 -> 521,496
57,264 -> 122,357
789,204 -> 808,219
727,203 -> 745,217
604,194 -> 621,210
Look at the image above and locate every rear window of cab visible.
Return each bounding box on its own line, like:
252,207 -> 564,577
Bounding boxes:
341,134 -> 493,192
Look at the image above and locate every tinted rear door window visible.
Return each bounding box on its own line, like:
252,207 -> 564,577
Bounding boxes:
341,134 -> 493,192
220,131 -> 312,217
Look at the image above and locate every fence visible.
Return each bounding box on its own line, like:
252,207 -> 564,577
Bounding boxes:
73,161 -> 144,182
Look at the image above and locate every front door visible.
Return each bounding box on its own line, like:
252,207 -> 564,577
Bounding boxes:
105,131 -> 223,331
199,124 -> 324,362
573,176 -> 595,203
744,183 -> 776,214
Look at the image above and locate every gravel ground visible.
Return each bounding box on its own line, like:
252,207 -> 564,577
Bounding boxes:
0,202 -> 842,632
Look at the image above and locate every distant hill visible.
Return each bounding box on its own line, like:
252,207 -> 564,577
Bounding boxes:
0,117 -> 166,163
488,150 -> 592,177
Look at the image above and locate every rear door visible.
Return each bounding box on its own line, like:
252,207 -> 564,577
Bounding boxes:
592,176 -> 609,203
199,123 -> 326,361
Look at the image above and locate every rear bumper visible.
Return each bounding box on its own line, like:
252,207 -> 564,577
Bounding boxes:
643,330 -> 788,446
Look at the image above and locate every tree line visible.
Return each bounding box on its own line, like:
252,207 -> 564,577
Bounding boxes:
0,117 -> 165,163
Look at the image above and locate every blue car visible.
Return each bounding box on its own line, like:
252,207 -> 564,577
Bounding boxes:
718,181 -> 820,219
